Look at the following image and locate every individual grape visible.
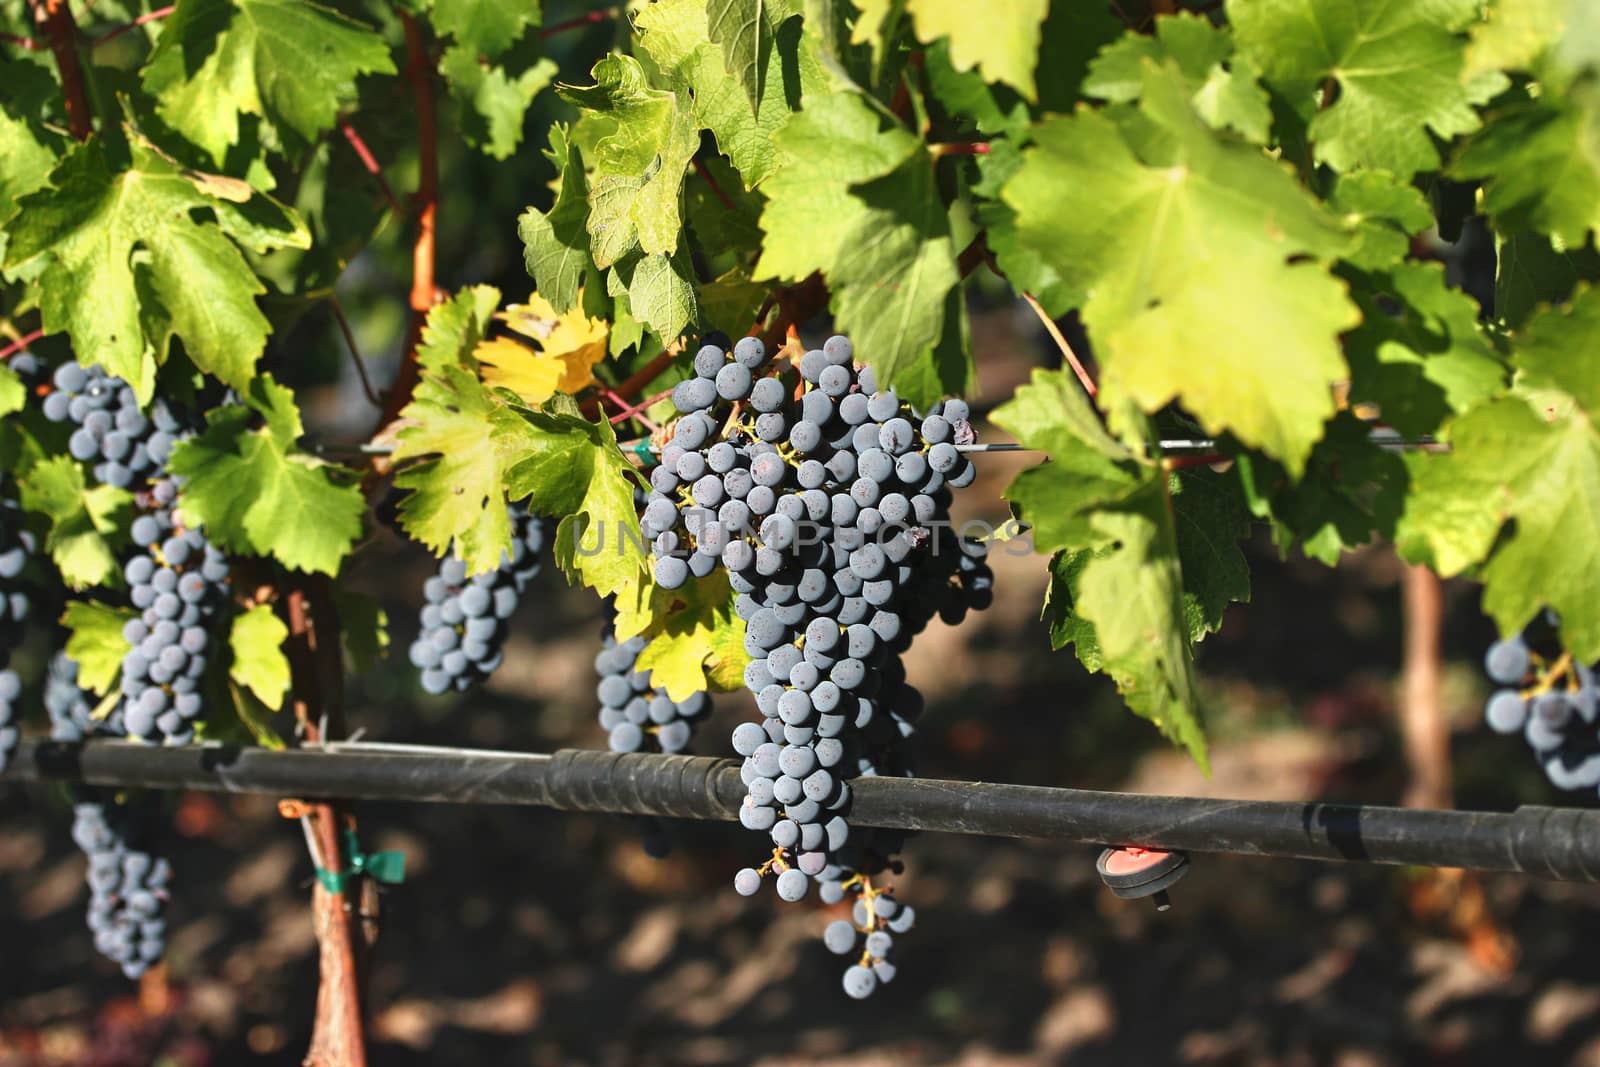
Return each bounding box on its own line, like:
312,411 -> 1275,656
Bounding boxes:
775,868 -> 809,902
733,336 -> 768,370
824,919 -> 858,955
842,965 -> 878,999
1485,690 -> 1529,734
734,867 -> 762,896
1484,638 -> 1530,685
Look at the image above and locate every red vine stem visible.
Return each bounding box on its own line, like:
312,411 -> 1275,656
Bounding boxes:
1164,452 -> 1228,470
0,329 -> 45,361
376,12 -> 440,434
603,386 -> 659,432
89,4 -> 172,47
338,120 -> 402,214
540,7 -> 620,36
1020,290 -> 1097,398
32,0 -> 91,140
692,156 -> 736,213
929,142 -> 991,157
0,30 -> 41,49
607,385 -> 674,428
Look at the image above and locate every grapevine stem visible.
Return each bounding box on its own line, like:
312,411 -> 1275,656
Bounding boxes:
603,386 -> 659,433
0,328 -> 45,361
89,4 -> 173,47
540,7 -> 620,36
1400,562 -> 1451,810
1021,291 -> 1096,398
929,142 -> 991,157
375,12 -> 440,436
328,297 -> 383,409
32,0 -> 91,140
692,156 -> 737,213
0,30 -> 42,49
338,119 -> 403,215
286,581 -> 368,1067
607,386 -> 673,430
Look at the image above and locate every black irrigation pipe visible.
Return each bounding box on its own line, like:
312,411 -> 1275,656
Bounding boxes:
6,739 -> 1600,882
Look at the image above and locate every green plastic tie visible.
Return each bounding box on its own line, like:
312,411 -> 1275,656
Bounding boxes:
315,829 -> 406,894
632,439 -> 656,466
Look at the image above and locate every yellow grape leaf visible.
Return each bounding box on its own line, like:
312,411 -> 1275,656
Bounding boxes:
475,336 -> 564,401
489,290 -> 609,397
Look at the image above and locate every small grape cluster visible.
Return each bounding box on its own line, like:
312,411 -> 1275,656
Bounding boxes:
0,496 -> 37,771
639,332 -> 991,996
409,504 -> 545,694
118,482 -> 232,744
594,626 -> 711,754
72,796 -> 172,978
42,362 -> 186,490
46,650 -> 123,740
1483,615 -> 1600,792
823,888 -> 916,998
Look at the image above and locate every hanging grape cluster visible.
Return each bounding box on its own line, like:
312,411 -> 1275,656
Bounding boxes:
637,332 -> 992,996
71,796 -> 173,979
0,496 -> 34,773
408,504 -> 546,694
594,625 -> 711,754
1483,613 -> 1600,792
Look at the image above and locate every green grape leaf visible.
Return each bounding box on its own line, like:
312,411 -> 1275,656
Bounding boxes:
706,0 -> 775,112
3,139 -> 302,401
1085,12 -> 1271,143
1495,232 -> 1600,330
623,249 -> 700,342
429,0 -> 540,60
0,365 -> 23,420
167,375 -> 364,575
992,368 -> 1208,767
0,106 -> 60,230
61,600 -> 134,697
503,409 -> 649,598
891,282 -> 972,410
141,0 -> 395,163
559,54 -> 699,267
698,265 -> 768,337
441,48 -> 558,160
1170,467 -> 1252,641
1229,0 -> 1505,176
1397,394 -> 1600,658
902,0 -> 1048,101
829,154 -> 960,391
1328,170 -> 1434,270
1395,290 -> 1600,654
228,603 -> 290,712
18,456 -> 132,590
1343,261 -> 1507,436
1454,86 -> 1600,247
1002,61 -> 1357,475
416,283 -> 501,373
1517,282 -> 1600,411
519,127 -> 591,313
1234,412 -> 1407,563
754,92 -> 920,282
392,365 -> 537,574
976,140 -> 1079,317
1465,0 -> 1600,86
632,572 -> 748,699
638,0 -> 823,190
